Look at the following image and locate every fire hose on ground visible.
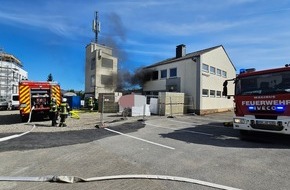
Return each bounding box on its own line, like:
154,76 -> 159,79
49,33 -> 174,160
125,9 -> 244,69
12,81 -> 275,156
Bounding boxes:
0,106 -> 35,142
0,108 -> 81,143
0,174 -> 242,190
69,110 -> 80,119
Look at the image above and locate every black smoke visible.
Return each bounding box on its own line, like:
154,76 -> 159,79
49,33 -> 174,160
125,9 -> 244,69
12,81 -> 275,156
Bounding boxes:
115,67 -> 153,91
99,12 -> 127,63
99,12 -> 153,91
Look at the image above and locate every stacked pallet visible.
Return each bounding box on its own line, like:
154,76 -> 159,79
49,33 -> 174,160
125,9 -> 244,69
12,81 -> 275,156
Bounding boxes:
158,92 -> 184,116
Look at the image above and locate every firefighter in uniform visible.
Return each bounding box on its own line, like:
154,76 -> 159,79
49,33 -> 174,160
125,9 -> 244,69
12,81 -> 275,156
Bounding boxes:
58,98 -> 70,127
49,97 -> 58,126
88,97 -> 94,111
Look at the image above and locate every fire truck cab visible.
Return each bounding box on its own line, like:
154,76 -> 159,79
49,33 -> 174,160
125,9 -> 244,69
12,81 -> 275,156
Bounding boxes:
19,81 -> 61,122
223,65 -> 290,135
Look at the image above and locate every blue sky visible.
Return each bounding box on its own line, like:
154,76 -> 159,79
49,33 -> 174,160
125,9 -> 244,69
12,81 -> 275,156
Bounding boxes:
1,0 -> 290,91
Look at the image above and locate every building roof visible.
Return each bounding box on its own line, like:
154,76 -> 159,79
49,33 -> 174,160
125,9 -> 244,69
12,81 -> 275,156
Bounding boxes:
144,45 -> 236,70
86,42 -> 113,50
0,52 -> 22,66
63,92 -> 77,96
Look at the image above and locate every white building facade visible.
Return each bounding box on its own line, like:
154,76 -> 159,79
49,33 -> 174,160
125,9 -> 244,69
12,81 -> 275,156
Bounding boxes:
85,42 -> 118,99
143,44 -> 236,115
0,52 -> 28,99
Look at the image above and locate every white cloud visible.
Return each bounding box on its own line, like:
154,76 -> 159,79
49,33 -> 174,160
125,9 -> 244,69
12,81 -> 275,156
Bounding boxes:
125,48 -> 171,57
135,18 -> 257,36
0,10 -> 90,40
103,0 -> 178,8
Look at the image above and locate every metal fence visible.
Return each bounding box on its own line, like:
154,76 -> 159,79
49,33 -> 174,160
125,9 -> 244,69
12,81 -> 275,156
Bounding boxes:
100,94 -> 121,126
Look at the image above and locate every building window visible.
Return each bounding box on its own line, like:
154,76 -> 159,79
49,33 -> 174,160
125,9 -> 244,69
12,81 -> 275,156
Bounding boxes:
202,89 -> 209,97
152,71 -> 158,80
170,68 -> 177,78
160,69 -> 167,79
216,91 -> 221,97
222,70 -> 227,78
144,73 -> 151,81
217,69 -> 221,76
91,57 -> 96,70
102,58 -> 113,68
210,66 -> 216,74
90,75 -> 95,87
210,90 -> 215,97
202,64 -> 209,73
101,75 -> 113,86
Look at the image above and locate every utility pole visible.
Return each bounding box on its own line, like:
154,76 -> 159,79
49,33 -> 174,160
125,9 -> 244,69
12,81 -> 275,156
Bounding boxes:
0,48 -> 3,98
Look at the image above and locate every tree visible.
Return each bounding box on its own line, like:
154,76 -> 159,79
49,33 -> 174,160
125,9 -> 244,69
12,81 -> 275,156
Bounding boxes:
77,90 -> 85,99
47,73 -> 53,82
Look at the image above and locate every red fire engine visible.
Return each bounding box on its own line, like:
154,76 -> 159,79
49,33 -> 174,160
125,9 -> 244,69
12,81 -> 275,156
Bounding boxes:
223,65 -> 290,135
19,81 -> 61,122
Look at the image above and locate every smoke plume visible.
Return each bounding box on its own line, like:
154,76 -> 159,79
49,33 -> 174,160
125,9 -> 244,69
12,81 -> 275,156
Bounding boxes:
100,12 -> 153,91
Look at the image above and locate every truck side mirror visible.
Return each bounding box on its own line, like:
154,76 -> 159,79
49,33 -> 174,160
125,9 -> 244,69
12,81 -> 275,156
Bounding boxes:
222,81 -> 228,96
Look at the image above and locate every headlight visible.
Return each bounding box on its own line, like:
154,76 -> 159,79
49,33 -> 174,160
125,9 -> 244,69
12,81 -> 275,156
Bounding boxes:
234,118 -> 246,124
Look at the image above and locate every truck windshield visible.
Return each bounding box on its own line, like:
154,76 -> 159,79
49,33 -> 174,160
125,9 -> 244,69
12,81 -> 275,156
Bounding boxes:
236,71 -> 290,95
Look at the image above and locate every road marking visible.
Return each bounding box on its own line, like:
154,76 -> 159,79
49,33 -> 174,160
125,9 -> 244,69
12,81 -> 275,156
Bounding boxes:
145,122 -> 213,136
104,128 -> 175,150
216,135 -> 240,140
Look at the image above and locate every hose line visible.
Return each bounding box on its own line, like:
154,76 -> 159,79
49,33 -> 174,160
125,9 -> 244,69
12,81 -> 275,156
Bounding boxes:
0,174 -> 242,190
0,106 -> 35,142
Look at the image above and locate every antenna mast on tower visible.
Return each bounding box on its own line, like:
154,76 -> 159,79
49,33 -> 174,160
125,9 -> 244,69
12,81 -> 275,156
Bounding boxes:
92,11 -> 101,43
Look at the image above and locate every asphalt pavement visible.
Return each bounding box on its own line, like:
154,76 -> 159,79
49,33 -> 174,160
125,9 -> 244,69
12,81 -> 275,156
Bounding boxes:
1,110 -> 290,190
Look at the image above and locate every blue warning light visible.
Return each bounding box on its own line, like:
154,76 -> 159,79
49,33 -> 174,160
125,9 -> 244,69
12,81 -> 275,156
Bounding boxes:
276,106 -> 285,111
240,69 -> 246,74
248,106 -> 255,111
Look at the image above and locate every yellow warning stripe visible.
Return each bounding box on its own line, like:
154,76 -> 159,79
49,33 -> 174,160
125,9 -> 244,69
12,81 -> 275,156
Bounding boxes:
19,85 -> 31,114
52,85 -> 61,105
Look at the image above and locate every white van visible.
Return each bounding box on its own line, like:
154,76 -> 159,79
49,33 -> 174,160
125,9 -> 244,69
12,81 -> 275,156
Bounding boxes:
7,94 -> 19,110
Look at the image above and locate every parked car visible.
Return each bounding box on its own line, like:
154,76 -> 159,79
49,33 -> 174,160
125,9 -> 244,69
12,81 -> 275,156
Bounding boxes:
7,94 -> 19,110
0,98 -> 8,110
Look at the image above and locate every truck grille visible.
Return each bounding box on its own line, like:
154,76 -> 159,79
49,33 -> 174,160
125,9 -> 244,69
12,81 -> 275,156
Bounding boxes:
255,115 -> 277,120
250,123 -> 283,131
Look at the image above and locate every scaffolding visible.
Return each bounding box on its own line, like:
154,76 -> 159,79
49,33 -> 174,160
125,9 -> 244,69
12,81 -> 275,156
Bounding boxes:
0,49 -> 22,99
